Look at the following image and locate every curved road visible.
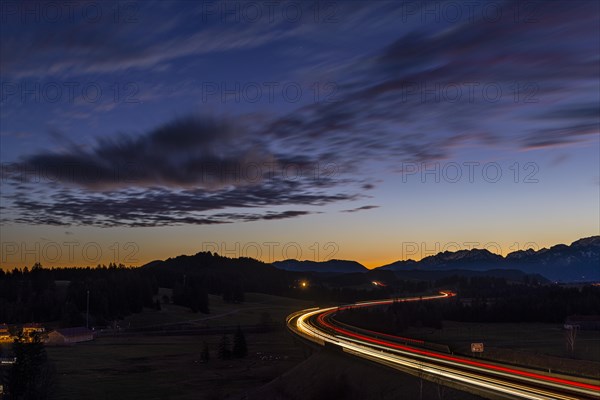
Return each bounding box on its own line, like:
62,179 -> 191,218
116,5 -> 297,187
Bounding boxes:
286,292 -> 600,400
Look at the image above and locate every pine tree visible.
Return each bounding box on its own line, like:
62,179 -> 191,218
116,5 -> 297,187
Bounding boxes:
222,287 -> 233,303
233,325 -> 248,358
233,284 -> 244,303
201,341 -> 210,362
9,331 -> 50,399
218,335 -> 231,360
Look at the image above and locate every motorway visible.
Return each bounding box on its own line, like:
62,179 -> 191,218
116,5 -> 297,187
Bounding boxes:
286,292 -> 600,400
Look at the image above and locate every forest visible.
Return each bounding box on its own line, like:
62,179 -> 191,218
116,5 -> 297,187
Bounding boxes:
336,276 -> 600,334
1,256 -> 595,329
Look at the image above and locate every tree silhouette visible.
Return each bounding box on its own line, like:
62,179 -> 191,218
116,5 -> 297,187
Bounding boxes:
232,283 -> 244,303
172,276 -> 209,314
218,335 -> 231,360
565,325 -> 579,353
8,331 -> 53,399
200,341 -> 210,362
233,326 -> 248,358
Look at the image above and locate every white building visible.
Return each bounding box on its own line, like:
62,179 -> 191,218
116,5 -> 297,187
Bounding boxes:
46,327 -> 94,345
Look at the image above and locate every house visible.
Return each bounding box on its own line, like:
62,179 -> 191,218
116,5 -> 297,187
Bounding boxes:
0,324 -> 10,343
46,327 -> 94,345
21,323 -> 46,342
23,323 -> 45,336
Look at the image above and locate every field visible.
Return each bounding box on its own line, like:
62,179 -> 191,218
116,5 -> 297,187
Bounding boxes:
46,292 -> 313,400
244,350 -> 486,400
403,321 -> 600,379
44,293 -> 600,398
119,290 -> 313,330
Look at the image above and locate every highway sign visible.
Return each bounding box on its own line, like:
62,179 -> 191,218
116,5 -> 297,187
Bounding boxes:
471,343 -> 484,352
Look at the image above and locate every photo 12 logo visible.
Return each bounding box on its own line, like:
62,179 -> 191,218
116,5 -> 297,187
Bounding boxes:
198,1 -> 339,24
398,1 -> 540,24
0,81 -> 140,105
201,241 -> 339,262
396,81 -> 539,104
199,81 -> 339,104
1,241 -> 140,265
1,161 -> 140,186
401,241 -> 540,260
0,1 -> 139,24
399,161 -> 540,184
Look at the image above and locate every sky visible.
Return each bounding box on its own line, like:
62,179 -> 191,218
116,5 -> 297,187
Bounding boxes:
0,0 -> 599,269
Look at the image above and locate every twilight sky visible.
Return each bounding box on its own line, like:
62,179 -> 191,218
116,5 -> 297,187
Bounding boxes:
1,0 -> 598,269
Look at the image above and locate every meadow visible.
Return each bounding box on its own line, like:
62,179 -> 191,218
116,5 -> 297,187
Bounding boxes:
47,293 -> 312,400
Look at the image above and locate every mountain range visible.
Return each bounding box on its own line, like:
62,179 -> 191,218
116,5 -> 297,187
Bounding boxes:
270,236 -> 599,282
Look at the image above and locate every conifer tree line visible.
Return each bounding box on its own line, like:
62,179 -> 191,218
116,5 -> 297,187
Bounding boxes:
0,263 -> 156,325
217,326 -> 248,360
0,255 -> 399,324
337,278 -> 600,333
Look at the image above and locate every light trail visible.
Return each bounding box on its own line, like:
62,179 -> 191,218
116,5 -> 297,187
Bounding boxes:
287,292 -> 600,400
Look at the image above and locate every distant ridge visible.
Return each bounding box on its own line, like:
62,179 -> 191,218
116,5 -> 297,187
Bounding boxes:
272,259 -> 368,273
140,251 -> 289,295
141,236 -> 599,282
376,236 -> 600,282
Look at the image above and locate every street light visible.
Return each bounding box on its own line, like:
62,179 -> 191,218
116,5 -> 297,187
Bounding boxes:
86,289 -> 90,329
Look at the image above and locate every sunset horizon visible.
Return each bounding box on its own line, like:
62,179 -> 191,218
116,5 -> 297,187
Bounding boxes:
2,233 -> 598,270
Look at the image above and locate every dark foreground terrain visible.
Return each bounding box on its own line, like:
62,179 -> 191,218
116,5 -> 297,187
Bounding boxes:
41,292 -> 486,400
242,350 -> 486,400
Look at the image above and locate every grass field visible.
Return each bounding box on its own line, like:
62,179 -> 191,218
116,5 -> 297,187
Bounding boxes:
47,292 -> 313,400
119,290 -> 313,329
245,350 -> 486,400
403,321 -> 600,378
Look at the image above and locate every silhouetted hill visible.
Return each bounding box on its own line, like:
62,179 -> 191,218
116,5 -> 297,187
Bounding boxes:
377,236 -> 599,282
272,259 -> 368,273
379,249 -> 504,271
420,248 -> 504,267
142,251 -> 293,295
140,237 -> 598,285
142,251 -> 276,273
377,259 -> 418,270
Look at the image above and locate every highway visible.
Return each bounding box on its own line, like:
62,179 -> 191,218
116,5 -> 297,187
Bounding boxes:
287,292 -> 600,400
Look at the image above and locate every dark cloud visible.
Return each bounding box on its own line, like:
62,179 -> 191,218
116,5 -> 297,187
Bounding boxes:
3,112 -> 366,227
523,105 -> 600,149
341,205 -> 379,213
521,123 -> 599,150
12,116 -> 274,190
535,106 -> 600,121
4,178 -> 357,227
